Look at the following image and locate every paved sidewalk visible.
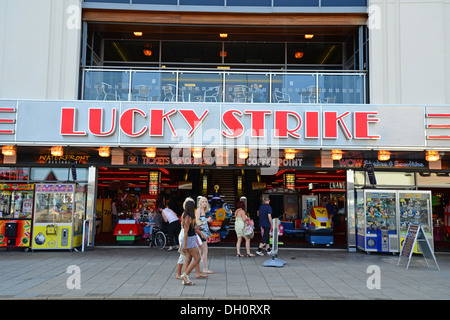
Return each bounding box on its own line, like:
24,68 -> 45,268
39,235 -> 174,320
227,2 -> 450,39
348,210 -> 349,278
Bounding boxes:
0,246 -> 449,300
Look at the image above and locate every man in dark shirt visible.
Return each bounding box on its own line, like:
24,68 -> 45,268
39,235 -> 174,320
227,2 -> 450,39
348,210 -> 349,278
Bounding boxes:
256,196 -> 273,256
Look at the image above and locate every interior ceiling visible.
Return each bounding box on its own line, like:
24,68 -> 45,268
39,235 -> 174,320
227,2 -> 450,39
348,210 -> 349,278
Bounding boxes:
89,22 -> 358,42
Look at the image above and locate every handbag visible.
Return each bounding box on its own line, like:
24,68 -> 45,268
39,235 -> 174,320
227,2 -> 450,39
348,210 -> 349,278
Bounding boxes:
243,222 -> 254,238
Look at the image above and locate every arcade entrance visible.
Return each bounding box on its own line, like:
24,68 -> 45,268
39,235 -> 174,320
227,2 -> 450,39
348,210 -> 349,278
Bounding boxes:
94,167 -> 347,247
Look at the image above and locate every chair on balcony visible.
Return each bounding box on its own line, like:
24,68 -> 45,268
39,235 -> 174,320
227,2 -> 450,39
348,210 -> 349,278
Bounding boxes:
95,82 -> 117,101
324,96 -> 336,104
163,84 -> 176,101
307,86 -> 320,103
230,85 -> 247,103
204,86 -> 221,102
273,89 -> 290,103
135,85 -> 151,101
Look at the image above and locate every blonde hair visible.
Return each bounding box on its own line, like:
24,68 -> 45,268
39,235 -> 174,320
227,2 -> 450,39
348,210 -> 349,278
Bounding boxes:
197,196 -> 210,212
183,197 -> 195,210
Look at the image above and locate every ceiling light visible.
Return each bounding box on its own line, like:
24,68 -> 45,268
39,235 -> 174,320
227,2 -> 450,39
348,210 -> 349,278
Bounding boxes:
51,146 -> 63,157
219,50 -> 227,57
192,148 -> 203,159
425,151 -> 440,162
285,149 -> 296,160
99,147 -> 110,157
143,49 -> 152,56
305,34 -> 314,39
219,33 -> 228,38
1,145 -> 15,156
331,150 -> 343,160
238,148 -> 249,159
294,51 -> 304,59
378,150 -> 390,161
145,148 -> 156,158
134,32 -> 143,37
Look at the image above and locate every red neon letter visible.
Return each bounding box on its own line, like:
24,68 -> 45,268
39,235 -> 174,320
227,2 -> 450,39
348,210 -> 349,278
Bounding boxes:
244,110 -> 271,137
354,112 -> 380,139
149,109 -> 177,137
178,109 -> 209,137
222,110 -> 244,138
274,111 -> 302,138
305,111 -> 319,139
60,108 -> 86,136
89,108 -> 116,136
120,108 -> 147,137
323,111 -> 352,139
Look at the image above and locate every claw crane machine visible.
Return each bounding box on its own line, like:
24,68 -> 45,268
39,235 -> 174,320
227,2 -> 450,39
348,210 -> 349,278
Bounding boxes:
0,183 -> 34,249
32,183 -> 86,250
356,190 -> 399,253
398,191 -> 433,253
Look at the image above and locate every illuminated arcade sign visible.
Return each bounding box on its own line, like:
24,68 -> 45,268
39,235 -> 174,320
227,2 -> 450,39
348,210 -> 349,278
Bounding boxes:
1,100 -> 450,150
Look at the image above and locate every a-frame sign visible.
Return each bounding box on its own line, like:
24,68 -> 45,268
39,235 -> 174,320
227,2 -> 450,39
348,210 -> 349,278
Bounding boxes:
397,224 -> 440,271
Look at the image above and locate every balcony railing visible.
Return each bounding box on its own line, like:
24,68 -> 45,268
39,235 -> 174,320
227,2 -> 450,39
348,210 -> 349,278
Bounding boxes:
81,68 -> 366,104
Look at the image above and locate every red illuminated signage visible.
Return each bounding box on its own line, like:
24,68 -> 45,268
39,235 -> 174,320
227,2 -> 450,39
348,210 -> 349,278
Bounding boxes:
59,107 -> 381,140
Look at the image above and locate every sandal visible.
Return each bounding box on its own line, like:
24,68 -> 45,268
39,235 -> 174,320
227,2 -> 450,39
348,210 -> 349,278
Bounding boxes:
246,253 -> 255,257
181,273 -> 195,286
236,254 -> 244,257
203,269 -> 214,274
196,273 -> 208,278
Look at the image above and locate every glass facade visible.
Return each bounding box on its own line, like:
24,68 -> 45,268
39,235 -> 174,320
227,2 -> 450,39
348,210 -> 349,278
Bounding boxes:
84,0 -> 367,7
82,69 -> 366,103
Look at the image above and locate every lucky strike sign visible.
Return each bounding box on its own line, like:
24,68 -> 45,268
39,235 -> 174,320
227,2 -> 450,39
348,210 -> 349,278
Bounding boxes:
2,100 -> 449,149
59,106 -> 380,140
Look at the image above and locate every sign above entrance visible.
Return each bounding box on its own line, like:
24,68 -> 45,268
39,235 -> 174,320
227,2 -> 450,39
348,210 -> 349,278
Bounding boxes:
2,100 -> 450,150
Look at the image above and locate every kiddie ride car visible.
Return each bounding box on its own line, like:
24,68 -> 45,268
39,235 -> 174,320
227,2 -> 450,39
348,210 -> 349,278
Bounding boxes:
302,206 -> 334,245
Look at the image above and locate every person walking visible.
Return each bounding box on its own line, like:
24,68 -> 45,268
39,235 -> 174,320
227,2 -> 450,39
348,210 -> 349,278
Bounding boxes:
176,197 -> 206,280
196,196 -> 214,274
180,200 -> 201,285
161,203 -> 181,251
256,196 -> 273,256
234,201 -> 255,257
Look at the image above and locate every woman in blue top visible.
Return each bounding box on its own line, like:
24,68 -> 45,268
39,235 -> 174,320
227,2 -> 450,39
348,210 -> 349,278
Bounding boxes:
196,196 -> 214,274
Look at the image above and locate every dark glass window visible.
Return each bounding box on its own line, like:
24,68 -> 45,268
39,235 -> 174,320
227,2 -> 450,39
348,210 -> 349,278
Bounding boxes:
224,43 -> 285,65
84,0 -> 129,3
321,0 -> 366,6
274,0 -> 319,6
132,0 -> 177,4
162,42 -> 222,64
287,43 -> 342,65
104,41 -> 160,63
180,0 -> 223,5
226,0 -> 271,6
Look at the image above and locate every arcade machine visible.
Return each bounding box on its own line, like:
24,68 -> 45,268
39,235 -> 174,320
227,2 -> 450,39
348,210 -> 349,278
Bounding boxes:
398,191 -> 433,253
302,206 -> 334,245
206,185 -> 232,243
32,183 -> 86,250
0,183 -> 34,249
301,195 -> 318,220
356,190 -> 399,254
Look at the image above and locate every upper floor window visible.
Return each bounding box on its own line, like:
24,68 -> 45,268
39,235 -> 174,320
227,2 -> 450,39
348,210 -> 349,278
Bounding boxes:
83,0 -> 367,7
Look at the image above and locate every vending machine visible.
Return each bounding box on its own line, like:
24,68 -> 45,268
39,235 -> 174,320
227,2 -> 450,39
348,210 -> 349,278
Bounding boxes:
356,190 -> 399,253
398,191 -> 433,253
32,183 -> 86,250
0,183 -> 34,249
